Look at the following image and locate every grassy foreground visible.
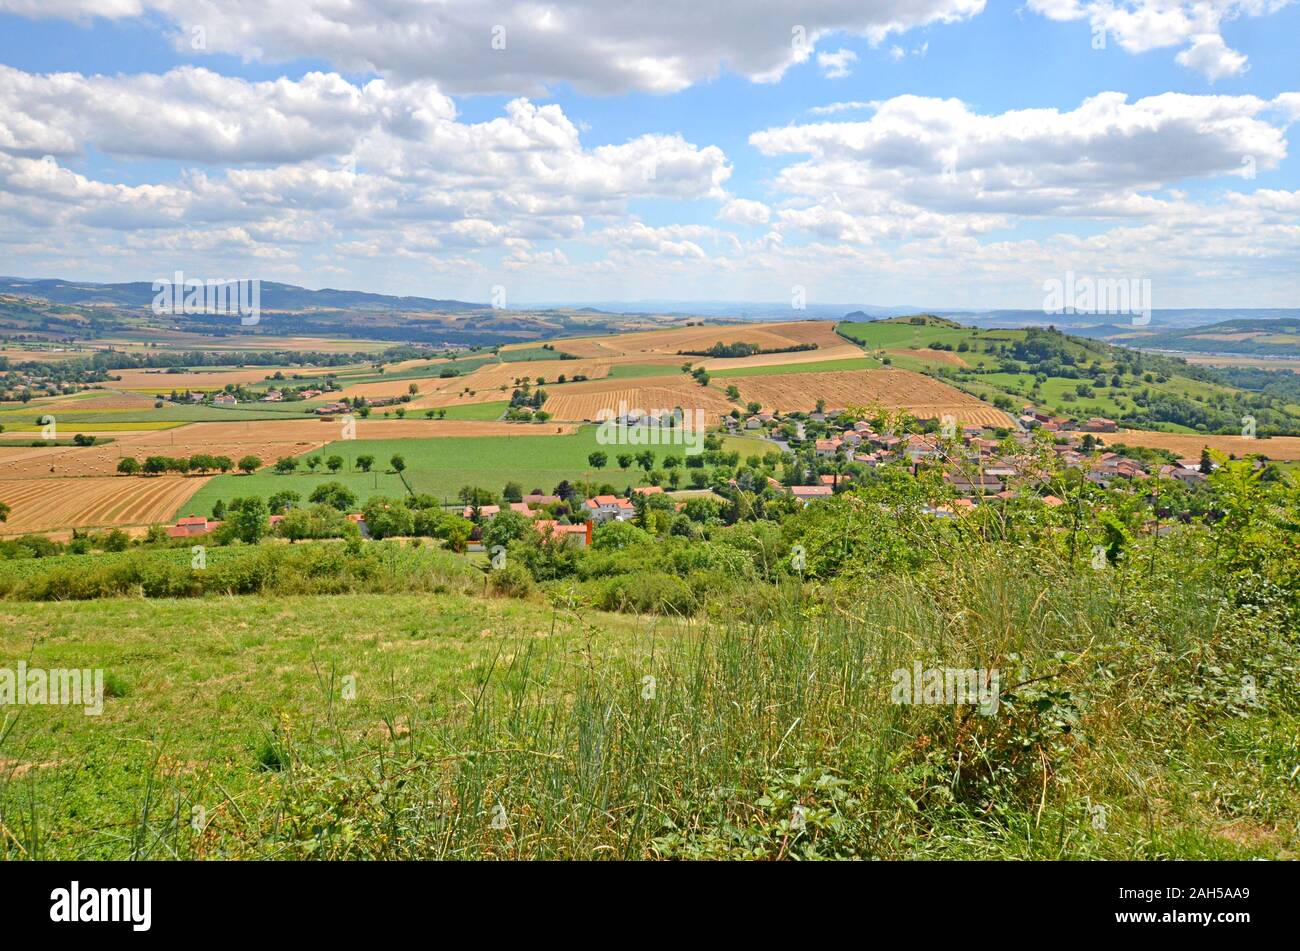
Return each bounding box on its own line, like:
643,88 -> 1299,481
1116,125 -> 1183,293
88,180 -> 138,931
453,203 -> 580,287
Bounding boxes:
1,533 -> 1295,860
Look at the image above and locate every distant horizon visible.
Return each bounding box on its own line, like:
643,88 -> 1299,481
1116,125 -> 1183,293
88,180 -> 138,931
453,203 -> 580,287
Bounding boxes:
4,274 -> 1298,317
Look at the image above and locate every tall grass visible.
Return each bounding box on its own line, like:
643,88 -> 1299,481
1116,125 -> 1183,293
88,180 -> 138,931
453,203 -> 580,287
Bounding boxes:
14,534 -> 1285,860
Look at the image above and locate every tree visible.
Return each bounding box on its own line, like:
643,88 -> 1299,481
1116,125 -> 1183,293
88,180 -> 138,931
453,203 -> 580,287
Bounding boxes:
635,450 -> 656,472
188,454 -> 217,474
617,453 -> 633,470
481,509 -> 531,551
117,457 -> 141,476
0,501 -> 9,523
326,454 -> 344,472
142,456 -> 170,475
274,456 -> 300,474
356,454 -> 375,472
502,480 -> 524,502
306,456 -> 323,471
361,496 -> 414,539
211,499 -> 227,520
746,401 -> 762,415
1200,448 -> 1214,475
587,451 -> 608,469
308,482 -> 358,512
268,489 -> 301,513
227,496 -> 270,544
214,456 -> 234,474
238,455 -> 263,475
390,454 -> 406,473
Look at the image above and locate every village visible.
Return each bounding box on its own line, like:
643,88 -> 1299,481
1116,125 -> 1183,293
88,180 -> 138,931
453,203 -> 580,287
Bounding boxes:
151,402 -> 1220,547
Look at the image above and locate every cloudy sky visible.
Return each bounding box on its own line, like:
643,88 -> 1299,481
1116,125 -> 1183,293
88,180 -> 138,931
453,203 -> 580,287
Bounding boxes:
0,1 -> 1297,309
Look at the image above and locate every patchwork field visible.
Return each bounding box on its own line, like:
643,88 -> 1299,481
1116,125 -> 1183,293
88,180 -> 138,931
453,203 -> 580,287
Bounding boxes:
337,374 -> 460,401
542,381 -> 735,421
506,319 -> 844,361
1099,429 -> 1300,461
1180,354 -> 1300,371
107,367 -> 310,392
731,368 -> 1013,426
178,425 -> 754,516
0,475 -> 210,535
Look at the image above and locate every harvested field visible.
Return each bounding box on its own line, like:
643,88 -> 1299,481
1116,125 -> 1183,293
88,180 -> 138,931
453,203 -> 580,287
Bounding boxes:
349,420 -> 576,438
543,382 -> 734,421
733,369 -> 1012,426
26,390 -> 161,411
110,367 -> 300,391
1099,429 -> 1300,461
697,343 -> 865,370
0,420 -> 332,478
1180,354 -> 1300,371
0,348 -> 85,362
2,416 -> 572,489
883,347 -> 969,367
458,359 -> 612,390
507,320 -> 845,361
0,475 -> 210,535
337,375 -> 460,400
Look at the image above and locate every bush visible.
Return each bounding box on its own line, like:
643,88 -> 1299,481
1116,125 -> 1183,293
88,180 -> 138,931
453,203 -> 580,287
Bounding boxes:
595,570 -> 698,615
487,561 -> 535,598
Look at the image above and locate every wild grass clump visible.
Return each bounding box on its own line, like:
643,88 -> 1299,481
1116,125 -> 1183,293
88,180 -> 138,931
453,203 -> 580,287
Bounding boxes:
0,540 -> 480,601
31,530 -> 1282,861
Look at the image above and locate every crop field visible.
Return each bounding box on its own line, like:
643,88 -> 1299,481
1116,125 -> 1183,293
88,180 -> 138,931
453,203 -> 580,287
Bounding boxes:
457,358 -> 613,390
505,319 -> 844,360
883,347 -> 969,367
838,320 -> 1024,351
337,374 -> 460,401
731,368 -> 1013,425
707,356 -> 879,378
542,381 -> 735,421
1098,429 -> 1300,461
108,367 -> 308,392
0,475 -> 210,534
181,425 -> 731,515
1180,354 -> 1300,371
696,342 -> 866,371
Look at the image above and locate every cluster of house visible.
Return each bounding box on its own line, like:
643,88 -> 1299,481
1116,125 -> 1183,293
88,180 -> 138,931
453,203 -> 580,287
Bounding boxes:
258,387 -> 323,403
1017,409 -> 1118,433
728,405 -> 1212,514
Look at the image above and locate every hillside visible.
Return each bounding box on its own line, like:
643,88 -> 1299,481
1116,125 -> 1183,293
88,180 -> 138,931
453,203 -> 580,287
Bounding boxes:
0,278 -> 719,349
838,316 -> 1300,437
1108,317 -> 1300,358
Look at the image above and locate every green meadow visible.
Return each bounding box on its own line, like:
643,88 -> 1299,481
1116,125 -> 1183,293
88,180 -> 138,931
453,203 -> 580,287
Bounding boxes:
177,427 -> 768,515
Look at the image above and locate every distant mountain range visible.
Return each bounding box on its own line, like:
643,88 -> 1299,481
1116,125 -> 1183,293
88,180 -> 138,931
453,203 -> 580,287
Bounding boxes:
2,276 -> 1297,356
0,277 -> 489,313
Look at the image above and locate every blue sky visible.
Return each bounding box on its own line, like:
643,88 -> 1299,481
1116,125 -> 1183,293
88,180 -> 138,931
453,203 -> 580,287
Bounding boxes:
0,1 -> 1296,308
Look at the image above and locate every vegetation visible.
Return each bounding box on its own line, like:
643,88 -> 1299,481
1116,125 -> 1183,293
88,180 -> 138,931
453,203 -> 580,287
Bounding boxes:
0,444 -> 1295,859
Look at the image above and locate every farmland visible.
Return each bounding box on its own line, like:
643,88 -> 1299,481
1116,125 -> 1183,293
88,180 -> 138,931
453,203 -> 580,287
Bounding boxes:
731,368 -> 1013,426
0,475 -> 209,534
179,426 -> 767,515
542,380 -> 736,421
1098,429 -> 1300,461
